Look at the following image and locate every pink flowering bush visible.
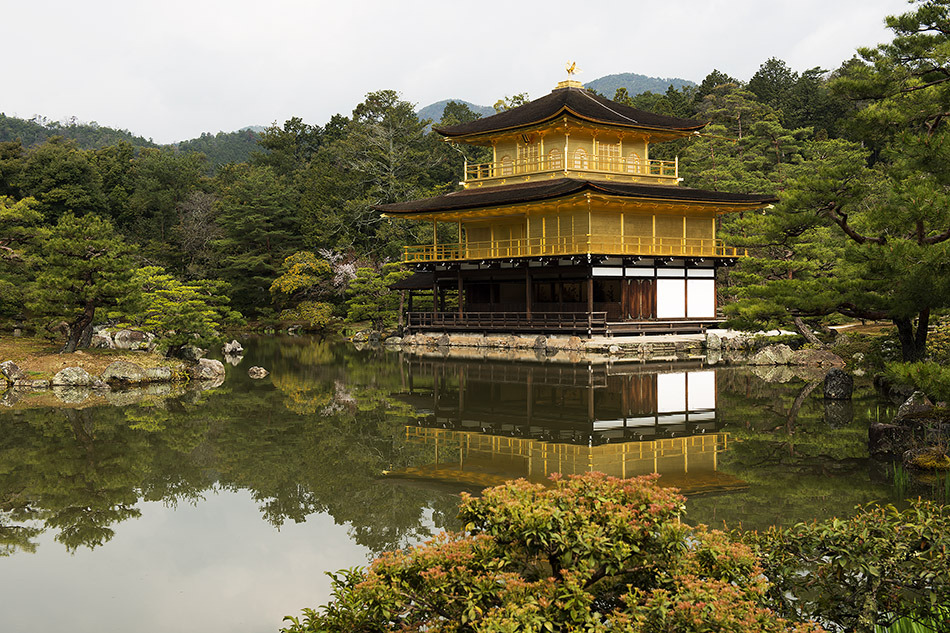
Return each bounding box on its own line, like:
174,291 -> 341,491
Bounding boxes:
282,473 -> 821,632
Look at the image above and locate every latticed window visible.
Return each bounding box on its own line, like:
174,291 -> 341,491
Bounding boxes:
548,148 -> 563,170
518,142 -> 538,171
501,155 -> 513,176
626,152 -> 642,173
573,148 -> 588,170
597,142 -> 619,170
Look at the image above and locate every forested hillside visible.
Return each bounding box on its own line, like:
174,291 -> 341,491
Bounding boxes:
0,113 -> 157,149
584,71 -> 696,97
175,128 -> 262,168
1,0 -> 949,364
416,100 -> 495,127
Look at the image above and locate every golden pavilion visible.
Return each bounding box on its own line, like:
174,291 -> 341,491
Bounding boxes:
378,78 -> 776,336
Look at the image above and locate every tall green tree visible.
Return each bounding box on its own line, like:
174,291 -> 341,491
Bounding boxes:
345,263 -> 411,331
126,148 -> 207,258
822,0 -> 950,359
252,116 -> 323,177
0,196 -> 42,321
17,137 -> 106,221
28,213 -> 137,352
212,163 -> 303,315
121,266 -> 242,354
296,91 -> 443,260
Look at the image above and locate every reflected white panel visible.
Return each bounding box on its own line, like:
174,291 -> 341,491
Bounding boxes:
689,411 -> 716,422
687,370 -> 717,410
656,279 -> 686,318
657,372 -> 687,413
627,416 -> 657,427
686,279 -> 715,318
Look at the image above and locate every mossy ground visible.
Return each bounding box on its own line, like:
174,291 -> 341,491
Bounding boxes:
0,335 -> 187,380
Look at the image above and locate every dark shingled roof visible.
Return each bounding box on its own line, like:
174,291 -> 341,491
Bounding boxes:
377,179 -> 778,215
433,87 -> 706,138
390,271 -> 434,290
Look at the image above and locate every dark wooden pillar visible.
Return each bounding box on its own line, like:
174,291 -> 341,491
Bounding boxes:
525,267 -> 532,320
432,281 -> 438,320
399,290 -> 405,331
587,276 -> 594,334
621,279 -> 629,320
457,268 -> 464,319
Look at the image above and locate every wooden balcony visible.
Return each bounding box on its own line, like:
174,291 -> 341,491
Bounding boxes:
464,155 -> 678,185
408,311 -> 608,334
403,235 -> 745,263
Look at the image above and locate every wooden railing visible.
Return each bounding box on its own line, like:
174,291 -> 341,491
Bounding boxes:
408,311 -> 608,333
403,235 -> 745,263
465,155 -> 677,182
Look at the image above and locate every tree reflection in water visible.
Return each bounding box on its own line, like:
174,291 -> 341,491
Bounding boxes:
0,337 -> 907,559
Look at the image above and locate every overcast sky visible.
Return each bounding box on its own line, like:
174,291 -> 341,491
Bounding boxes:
4,0 -> 914,144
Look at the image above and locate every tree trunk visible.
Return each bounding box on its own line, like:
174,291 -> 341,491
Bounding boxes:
61,302 -> 96,353
893,309 -> 930,362
792,316 -> 823,346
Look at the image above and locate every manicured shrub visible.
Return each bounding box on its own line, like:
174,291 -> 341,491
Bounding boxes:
743,501 -> 950,633
283,473 -> 822,632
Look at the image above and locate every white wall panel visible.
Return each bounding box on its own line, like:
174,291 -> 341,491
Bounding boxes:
686,370 -> 716,410
656,279 -> 686,318
657,372 -> 687,413
686,279 -> 715,318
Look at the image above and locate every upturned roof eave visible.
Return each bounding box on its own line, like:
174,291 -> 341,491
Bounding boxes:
377,179 -> 778,217
433,106 -> 707,142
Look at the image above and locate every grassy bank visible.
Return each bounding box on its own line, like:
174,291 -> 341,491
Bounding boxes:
0,335 -> 187,381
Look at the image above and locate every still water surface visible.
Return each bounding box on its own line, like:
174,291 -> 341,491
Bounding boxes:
0,337 -> 914,632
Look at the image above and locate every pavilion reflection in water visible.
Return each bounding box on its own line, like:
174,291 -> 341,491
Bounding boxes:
390,358 -> 746,495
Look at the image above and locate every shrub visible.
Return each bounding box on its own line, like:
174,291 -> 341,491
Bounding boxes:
283,473 -> 822,633
926,321 -> 950,364
884,362 -> 950,402
743,500 -> 950,633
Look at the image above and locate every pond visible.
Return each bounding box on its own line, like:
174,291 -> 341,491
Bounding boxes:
0,336 -> 931,632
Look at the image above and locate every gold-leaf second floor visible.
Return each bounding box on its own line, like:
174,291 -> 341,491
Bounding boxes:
402,204 -> 741,263
377,179 -> 777,264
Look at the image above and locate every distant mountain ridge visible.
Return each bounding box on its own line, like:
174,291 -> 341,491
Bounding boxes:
416,72 -> 697,124
416,100 -> 496,127
0,113 -> 158,149
0,112 -> 264,168
584,72 -> 696,98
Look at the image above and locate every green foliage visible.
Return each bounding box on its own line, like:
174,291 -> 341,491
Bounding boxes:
492,93 -> 531,112
176,129 -> 261,169
279,301 -> 335,330
0,196 -> 43,321
345,264 -> 411,331
0,113 -> 157,150
17,137 -> 107,221
270,251 -> 337,330
121,266 -> 242,352
744,500 -> 950,633
925,321 -> 950,363
283,473 -> 821,633
584,73 -> 696,102
252,117 -> 323,176
884,362 -> 950,402
28,212 -> 137,351
212,163 -> 303,315
270,251 -> 334,304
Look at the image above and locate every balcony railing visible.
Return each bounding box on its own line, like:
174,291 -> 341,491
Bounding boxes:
403,235 -> 745,263
464,155 -> 677,182
408,311 -> 609,333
